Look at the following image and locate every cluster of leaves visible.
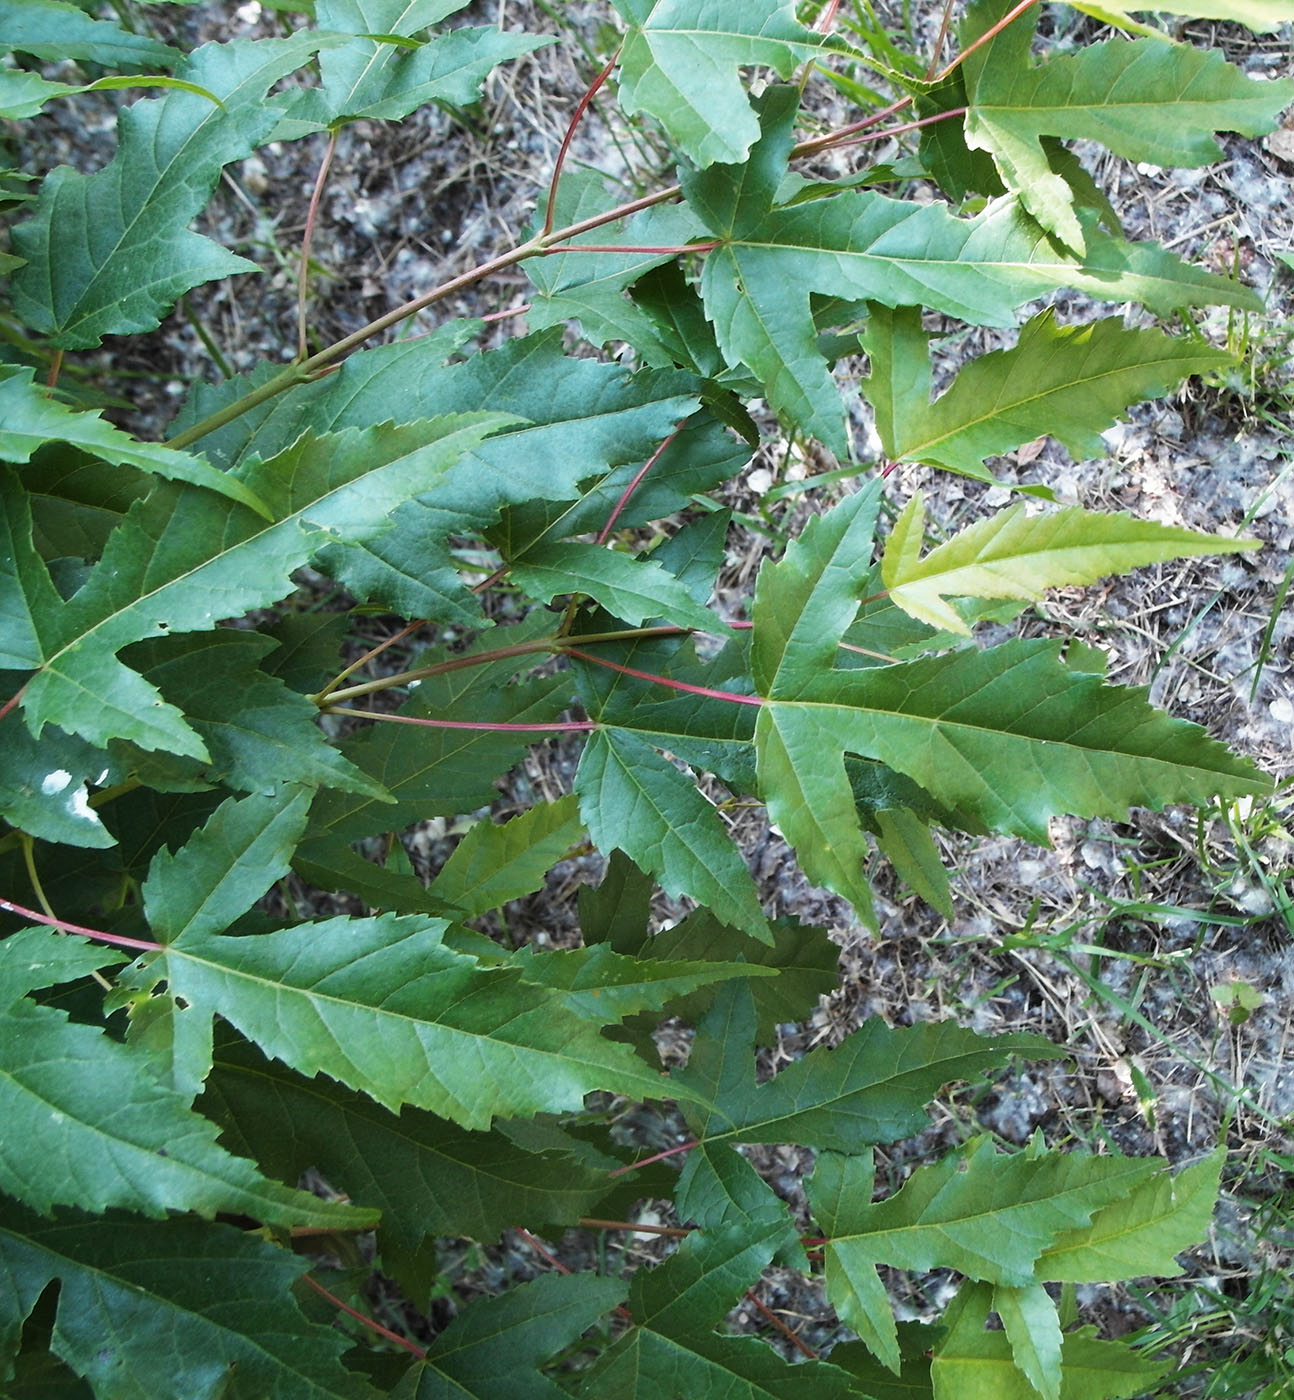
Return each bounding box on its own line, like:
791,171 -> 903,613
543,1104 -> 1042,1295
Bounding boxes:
0,0 -> 1288,1395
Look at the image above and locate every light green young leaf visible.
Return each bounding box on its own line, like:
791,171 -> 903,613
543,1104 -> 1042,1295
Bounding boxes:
576,727 -> 772,942
881,491 -> 1260,635
15,414 -> 510,759
276,0 -> 549,134
1073,0 -> 1294,32
429,796 -> 584,918
392,1274 -> 625,1400
510,541 -> 725,633
1037,1149 -> 1223,1282
961,0 -> 1294,249
931,1283 -> 1168,1400
143,913 -> 688,1129
0,0 -> 181,67
0,994 -> 369,1227
811,1140 -> 1157,1372
674,980 -> 1059,1152
10,32 -> 328,346
0,1204 -> 381,1399
863,307 -> 1234,482
611,0 -> 825,168
0,367 -> 271,518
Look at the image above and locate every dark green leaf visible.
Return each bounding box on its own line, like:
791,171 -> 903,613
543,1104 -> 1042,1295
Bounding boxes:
0,1203 -> 381,1398
11,33 -> 328,346
576,727 -> 771,941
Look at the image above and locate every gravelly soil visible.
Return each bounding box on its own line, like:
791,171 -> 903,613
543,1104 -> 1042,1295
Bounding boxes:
9,1 -> 1294,1392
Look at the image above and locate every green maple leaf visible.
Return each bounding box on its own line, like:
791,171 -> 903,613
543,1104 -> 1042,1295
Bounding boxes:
682,91 -> 1260,455
880,490 -> 1259,636
586,892 -> 839,1044
122,631 -> 391,799
510,541 -> 725,633
611,0 -> 827,168
276,0 -> 549,135
863,306 -> 1234,482
301,632 -> 571,857
576,727 -> 772,941
202,1036 -> 622,1307
137,915 -> 687,1130
1035,1148 -> 1223,1283
10,32 -> 328,346
930,1282 -> 1168,1400
0,932 -> 366,1228
572,628 -> 759,792
0,711 -> 118,849
0,1203 -> 381,1398
0,367 -> 271,517
392,1274 -> 625,1399
0,0 -> 180,68
673,980 -> 1057,1153
524,169 -> 704,362
428,796 -> 585,918
750,486 -> 1267,916
808,1140 -> 1159,1373
576,1221 -> 863,1398
7,414 -> 509,758
505,942 -> 777,1022
960,0 -> 1294,250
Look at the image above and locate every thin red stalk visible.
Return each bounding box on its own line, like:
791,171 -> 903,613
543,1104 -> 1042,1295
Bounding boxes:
317,618 -> 426,701
0,898 -> 161,953
516,1229 -> 635,1323
323,706 -> 597,733
514,1227 -> 573,1274
564,649 -> 763,707
302,1276 -> 426,1360
814,0 -> 843,32
542,46 -> 621,239
481,301 -> 530,323
799,1236 -> 830,1248
297,129 -> 338,362
540,241 -> 720,256
596,431 -> 679,545
834,106 -> 968,148
794,95 -> 914,157
318,637 -> 557,704
45,350 -> 63,391
0,686 -> 24,723
578,1218 -> 691,1238
926,0 -> 958,79
607,1139 -> 699,1178
745,1290 -> 817,1360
